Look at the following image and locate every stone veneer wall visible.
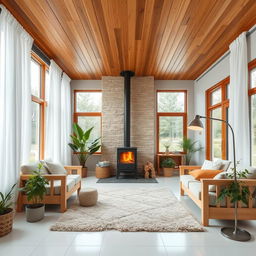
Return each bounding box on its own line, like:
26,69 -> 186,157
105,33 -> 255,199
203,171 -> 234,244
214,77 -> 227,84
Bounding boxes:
101,77 -> 124,173
101,76 -> 155,174
131,77 -> 155,172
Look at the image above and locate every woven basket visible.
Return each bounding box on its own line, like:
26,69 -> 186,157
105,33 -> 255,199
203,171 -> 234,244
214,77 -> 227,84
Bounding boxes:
96,166 -> 110,178
0,209 -> 14,237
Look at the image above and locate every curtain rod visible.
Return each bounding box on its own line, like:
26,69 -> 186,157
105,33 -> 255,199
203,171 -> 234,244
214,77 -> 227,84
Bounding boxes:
32,44 -> 51,66
195,25 -> 256,82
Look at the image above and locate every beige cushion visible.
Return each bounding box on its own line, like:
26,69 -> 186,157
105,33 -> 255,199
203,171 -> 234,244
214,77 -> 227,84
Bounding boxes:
208,172 -> 228,192
45,161 -> 67,175
201,160 -> 222,170
245,167 -> 256,179
21,162 -> 48,175
45,176 -> 75,195
180,175 -> 196,188
213,158 -> 231,171
79,187 -> 98,207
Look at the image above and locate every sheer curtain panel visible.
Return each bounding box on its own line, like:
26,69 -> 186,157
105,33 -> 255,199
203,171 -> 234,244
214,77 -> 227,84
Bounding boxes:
60,73 -> 72,165
229,32 -> 250,167
0,5 -> 33,193
45,60 -> 62,162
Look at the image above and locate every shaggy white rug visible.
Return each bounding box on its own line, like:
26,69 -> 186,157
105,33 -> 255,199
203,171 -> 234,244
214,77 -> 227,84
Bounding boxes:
51,187 -> 204,232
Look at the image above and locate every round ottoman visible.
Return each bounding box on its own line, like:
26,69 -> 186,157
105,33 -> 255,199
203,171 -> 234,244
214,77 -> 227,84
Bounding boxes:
79,187 -> 98,207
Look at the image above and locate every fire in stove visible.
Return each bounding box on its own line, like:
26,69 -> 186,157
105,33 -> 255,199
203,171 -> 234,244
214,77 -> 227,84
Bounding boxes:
120,151 -> 135,164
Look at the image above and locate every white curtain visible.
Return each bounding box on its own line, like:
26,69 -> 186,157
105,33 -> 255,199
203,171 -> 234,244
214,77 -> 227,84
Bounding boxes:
60,73 -> 72,165
45,60 -> 62,162
45,62 -> 72,164
229,32 -> 250,167
0,5 -> 33,193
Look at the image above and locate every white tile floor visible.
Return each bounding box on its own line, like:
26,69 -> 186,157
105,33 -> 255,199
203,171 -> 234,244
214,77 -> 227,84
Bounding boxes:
0,175 -> 256,256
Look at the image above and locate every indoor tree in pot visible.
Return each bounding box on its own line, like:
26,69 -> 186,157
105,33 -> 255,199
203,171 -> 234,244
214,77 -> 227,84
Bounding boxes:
0,184 -> 16,237
69,123 -> 101,178
21,163 -> 49,222
161,158 -> 176,177
180,137 -> 203,165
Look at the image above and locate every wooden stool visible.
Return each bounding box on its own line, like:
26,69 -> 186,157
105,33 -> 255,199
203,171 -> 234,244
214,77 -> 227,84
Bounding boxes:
79,188 -> 98,207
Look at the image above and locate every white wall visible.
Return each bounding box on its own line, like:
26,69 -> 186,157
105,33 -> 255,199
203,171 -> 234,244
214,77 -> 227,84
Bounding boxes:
70,80 -> 102,175
194,27 -> 256,164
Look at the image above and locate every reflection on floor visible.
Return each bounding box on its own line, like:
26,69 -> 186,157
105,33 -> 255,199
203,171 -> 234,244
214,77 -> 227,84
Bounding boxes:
0,175 -> 256,256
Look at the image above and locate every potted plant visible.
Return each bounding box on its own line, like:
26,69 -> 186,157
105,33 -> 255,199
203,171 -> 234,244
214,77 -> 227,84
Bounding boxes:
180,137 -> 203,165
0,184 -> 16,237
22,163 -> 49,222
161,158 -> 176,177
68,123 -> 101,178
163,142 -> 170,155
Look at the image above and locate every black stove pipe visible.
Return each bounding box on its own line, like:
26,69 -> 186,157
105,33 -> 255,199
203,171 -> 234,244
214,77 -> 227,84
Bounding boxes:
120,70 -> 135,148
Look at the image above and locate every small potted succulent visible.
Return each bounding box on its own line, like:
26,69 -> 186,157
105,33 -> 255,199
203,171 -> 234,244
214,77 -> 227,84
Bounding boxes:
161,158 -> 176,177
0,184 -> 16,237
21,163 -> 49,222
163,142 -> 170,155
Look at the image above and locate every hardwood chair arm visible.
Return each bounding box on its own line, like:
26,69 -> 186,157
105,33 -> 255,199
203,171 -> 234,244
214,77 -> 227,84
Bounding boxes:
64,165 -> 82,176
179,165 -> 201,175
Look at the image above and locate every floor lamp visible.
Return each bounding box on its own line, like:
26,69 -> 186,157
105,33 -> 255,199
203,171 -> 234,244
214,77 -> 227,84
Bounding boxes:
188,115 -> 251,241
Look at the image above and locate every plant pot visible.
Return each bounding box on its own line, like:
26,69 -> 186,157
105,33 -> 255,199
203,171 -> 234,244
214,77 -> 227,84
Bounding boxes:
0,208 -> 14,237
26,204 -> 45,222
82,167 -> 88,178
163,168 -> 174,177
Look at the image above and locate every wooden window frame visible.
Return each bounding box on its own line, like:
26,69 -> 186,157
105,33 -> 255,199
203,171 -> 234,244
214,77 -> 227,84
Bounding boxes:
73,90 -> 102,154
156,90 -> 187,154
248,58 -> 256,165
206,77 -> 230,160
31,52 -> 48,160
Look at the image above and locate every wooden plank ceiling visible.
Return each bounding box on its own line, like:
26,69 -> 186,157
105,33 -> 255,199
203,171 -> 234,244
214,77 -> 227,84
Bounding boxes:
1,0 -> 256,80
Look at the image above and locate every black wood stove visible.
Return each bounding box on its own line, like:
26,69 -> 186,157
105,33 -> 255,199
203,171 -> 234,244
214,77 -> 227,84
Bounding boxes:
116,70 -> 137,178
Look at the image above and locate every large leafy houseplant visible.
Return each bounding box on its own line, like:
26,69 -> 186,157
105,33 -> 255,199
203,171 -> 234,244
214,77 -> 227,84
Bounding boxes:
68,123 -> 101,170
181,137 -> 203,165
0,184 -> 16,236
21,163 -> 49,222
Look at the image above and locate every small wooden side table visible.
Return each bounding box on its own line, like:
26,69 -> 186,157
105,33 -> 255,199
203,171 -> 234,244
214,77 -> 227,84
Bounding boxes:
156,153 -> 186,176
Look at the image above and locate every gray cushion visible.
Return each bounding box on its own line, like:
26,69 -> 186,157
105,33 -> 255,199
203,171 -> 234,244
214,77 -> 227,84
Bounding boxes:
180,175 -> 196,188
45,176 -> 75,195
201,160 -> 222,170
213,158 -> 231,171
68,174 -> 81,185
209,172 -> 229,192
44,161 -> 67,175
21,162 -> 48,175
245,167 -> 256,179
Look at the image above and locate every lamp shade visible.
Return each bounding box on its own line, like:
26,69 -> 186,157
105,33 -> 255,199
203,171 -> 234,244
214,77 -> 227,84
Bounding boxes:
188,115 -> 204,131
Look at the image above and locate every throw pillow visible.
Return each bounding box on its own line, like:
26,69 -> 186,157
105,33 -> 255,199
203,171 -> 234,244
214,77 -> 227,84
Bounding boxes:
21,162 -> 49,175
201,160 -> 222,170
189,169 -> 223,181
213,158 -> 231,172
209,172 -> 228,192
45,161 -> 67,175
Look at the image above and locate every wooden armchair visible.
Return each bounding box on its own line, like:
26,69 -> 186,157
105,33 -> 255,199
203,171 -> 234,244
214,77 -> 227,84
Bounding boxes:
17,165 -> 82,213
179,165 -> 256,226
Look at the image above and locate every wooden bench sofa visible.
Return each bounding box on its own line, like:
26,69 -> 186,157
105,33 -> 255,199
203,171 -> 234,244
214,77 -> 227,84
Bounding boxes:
17,165 -> 82,213
180,165 -> 256,226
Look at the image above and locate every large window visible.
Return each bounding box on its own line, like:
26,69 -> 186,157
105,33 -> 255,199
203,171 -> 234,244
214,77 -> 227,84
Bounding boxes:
30,53 -> 48,162
206,78 -> 229,160
249,59 -> 256,166
74,90 -> 102,153
157,90 -> 187,153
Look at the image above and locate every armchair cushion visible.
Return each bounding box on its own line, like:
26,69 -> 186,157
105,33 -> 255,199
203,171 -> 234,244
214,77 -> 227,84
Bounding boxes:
21,162 -> 49,175
189,169 -> 223,181
45,161 -> 67,175
180,175 -> 197,188
213,158 -> 231,171
201,160 -> 222,170
45,176 -> 75,195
